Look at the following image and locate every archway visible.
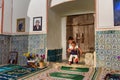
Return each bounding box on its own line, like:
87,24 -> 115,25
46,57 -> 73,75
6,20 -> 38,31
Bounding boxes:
47,0 -> 95,66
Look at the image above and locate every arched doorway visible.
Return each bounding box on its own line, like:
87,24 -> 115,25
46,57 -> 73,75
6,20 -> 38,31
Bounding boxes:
66,13 -> 95,65
48,0 -> 95,66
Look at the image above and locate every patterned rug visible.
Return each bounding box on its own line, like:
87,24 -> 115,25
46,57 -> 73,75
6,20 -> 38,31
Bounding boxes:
50,72 -> 84,80
0,64 -> 47,80
60,66 -> 89,72
49,66 -> 95,80
0,65 -> 21,72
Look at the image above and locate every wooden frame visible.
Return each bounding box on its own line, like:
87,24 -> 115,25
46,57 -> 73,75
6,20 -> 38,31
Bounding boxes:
8,51 -> 18,64
33,17 -> 42,31
17,18 -> 25,32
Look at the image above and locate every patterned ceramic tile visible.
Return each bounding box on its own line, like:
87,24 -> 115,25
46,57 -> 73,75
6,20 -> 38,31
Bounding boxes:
105,62 -> 112,68
96,30 -> 120,70
98,45 -> 104,49
47,49 -> 62,62
104,44 -> 112,50
0,34 -> 47,65
0,35 -> 10,64
98,60 -> 105,67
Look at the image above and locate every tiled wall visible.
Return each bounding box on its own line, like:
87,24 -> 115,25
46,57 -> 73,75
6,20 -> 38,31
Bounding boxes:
11,35 -> 29,65
96,30 -> 120,70
47,49 -> 62,62
0,35 -> 10,65
0,34 -> 47,65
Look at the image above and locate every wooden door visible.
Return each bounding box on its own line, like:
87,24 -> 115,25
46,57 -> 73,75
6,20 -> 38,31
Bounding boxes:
67,14 -> 95,52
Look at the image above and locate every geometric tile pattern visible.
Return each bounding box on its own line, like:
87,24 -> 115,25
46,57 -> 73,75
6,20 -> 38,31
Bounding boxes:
0,34 -> 47,66
11,35 -> 29,65
96,30 -> 120,70
11,34 -> 47,65
28,34 -> 47,54
0,35 -> 10,65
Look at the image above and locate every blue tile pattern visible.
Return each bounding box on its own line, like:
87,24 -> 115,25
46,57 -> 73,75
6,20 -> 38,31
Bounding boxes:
11,35 -> 29,65
0,34 -> 47,66
11,34 -> 47,65
0,35 -> 10,65
96,30 -> 120,70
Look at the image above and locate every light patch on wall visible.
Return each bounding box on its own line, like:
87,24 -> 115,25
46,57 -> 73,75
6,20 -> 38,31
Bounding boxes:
97,0 -> 114,28
50,0 -> 75,7
0,0 -> 2,8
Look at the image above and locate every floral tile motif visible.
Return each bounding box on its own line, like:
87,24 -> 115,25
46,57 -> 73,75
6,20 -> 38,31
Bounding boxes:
0,34 -> 47,65
96,30 -> 120,70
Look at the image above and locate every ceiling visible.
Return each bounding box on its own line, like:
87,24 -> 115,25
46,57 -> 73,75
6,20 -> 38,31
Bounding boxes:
49,0 -> 95,16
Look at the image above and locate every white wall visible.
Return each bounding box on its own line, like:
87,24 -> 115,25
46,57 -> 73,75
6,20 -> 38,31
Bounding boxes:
3,0 -> 12,33
50,0 -> 95,16
0,8 -> 2,33
12,0 -> 47,34
97,0 -> 114,28
51,0 -> 73,7
61,17 -> 66,60
47,9 -> 62,49
12,0 -> 30,33
27,0 -> 47,33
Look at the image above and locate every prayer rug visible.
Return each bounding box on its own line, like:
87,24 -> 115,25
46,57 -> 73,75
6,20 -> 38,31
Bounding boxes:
0,65 -> 22,72
60,66 -> 89,72
0,64 -> 47,80
49,72 -> 84,80
48,66 -> 95,80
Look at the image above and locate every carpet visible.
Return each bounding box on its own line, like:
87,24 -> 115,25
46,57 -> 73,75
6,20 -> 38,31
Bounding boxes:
49,66 -> 95,80
50,72 -> 84,80
0,65 -> 22,72
0,64 -> 46,80
60,66 -> 89,72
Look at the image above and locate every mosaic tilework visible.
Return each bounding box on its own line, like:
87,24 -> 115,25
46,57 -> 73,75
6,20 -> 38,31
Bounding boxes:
0,35 -> 10,65
11,35 -> 29,65
96,30 -> 120,70
0,34 -> 47,66
28,34 -> 47,54
11,34 -> 47,65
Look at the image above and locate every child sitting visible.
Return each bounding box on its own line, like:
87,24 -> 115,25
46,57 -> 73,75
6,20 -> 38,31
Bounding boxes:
67,41 -> 82,65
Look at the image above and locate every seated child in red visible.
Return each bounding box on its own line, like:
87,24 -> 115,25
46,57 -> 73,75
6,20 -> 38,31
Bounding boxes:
67,41 -> 82,65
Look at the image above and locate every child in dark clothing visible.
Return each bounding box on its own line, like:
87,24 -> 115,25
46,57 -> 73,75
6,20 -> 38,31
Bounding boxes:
67,41 -> 82,65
